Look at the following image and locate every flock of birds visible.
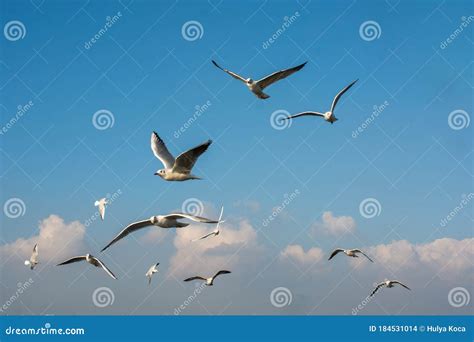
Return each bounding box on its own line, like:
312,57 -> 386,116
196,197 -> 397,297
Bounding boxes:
23,59 -> 410,303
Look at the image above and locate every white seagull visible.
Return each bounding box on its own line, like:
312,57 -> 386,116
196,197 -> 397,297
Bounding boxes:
192,206 -> 224,242
24,244 -> 39,270
101,213 -> 220,252
151,132 -> 212,181
370,280 -> 411,297
282,79 -> 358,124
212,60 -> 307,99
94,197 -> 108,220
145,262 -> 160,285
57,253 -> 117,280
184,270 -> 231,286
328,248 -> 373,262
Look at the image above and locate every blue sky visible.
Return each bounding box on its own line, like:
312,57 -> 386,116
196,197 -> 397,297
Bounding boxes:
0,0 -> 472,315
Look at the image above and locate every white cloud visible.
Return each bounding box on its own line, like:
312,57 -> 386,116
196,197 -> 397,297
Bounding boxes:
0,214 -> 86,264
313,211 -> 356,236
280,244 -> 324,265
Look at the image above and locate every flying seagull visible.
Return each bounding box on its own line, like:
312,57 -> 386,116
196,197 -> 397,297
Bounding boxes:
184,270 -> 231,286
370,280 -> 410,297
328,248 -> 373,262
282,79 -> 358,124
212,60 -> 307,99
151,132 -> 212,181
145,262 -> 160,285
192,206 -> 224,242
101,213 -> 220,252
24,244 -> 38,270
94,198 -> 108,220
57,253 -> 117,280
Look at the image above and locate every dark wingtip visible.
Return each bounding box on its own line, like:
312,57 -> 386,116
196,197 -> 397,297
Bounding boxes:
211,60 -> 219,68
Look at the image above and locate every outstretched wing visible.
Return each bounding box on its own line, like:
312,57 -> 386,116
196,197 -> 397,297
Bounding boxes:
370,283 -> 385,297
213,270 -> 231,279
101,219 -> 152,252
392,281 -> 410,291
211,60 -> 247,83
32,244 -> 38,258
353,249 -> 373,262
56,256 -> 86,266
174,140 -> 212,172
281,112 -> 325,121
330,79 -> 358,113
192,231 -> 217,242
184,276 -> 207,282
163,213 -> 218,224
151,132 -> 175,169
328,249 -> 344,261
93,257 -> 117,280
256,62 -> 307,90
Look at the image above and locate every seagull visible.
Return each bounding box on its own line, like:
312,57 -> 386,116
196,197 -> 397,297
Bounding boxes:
57,253 -> 117,280
101,213 -> 220,252
184,270 -> 231,286
94,198 -> 108,220
370,280 -> 411,297
282,79 -> 358,124
328,248 -> 373,262
212,60 -> 307,99
192,206 -> 224,242
24,244 -> 38,270
145,262 -> 160,285
151,132 -> 212,181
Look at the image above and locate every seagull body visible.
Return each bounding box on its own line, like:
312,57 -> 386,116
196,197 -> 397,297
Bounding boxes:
145,262 -> 160,285
282,79 -> 358,124
212,60 -> 306,99
101,213 -> 219,252
184,270 -> 231,286
57,253 -> 117,279
370,280 -> 410,297
151,132 -> 212,181
192,206 -> 224,242
328,248 -> 373,262
24,244 -> 38,270
94,198 -> 108,220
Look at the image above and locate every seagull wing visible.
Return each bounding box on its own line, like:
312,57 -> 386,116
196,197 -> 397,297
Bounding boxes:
192,231 -> 217,242
281,112 -> 325,121
256,62 -> 307,90
184,276 -> 207,282
370,283 -> 385,297
213,270 -> 231,279
98,202 -> 106,220
31,244 -> 38,259
174,140 -> 212,172
328,249 -> 344,261
353,249 -> 374,262
56,256 -> 86,266
151,132 -> 175,169
101,219 -> 152,252
330,79 -> 358,113
211,60 -> 247,83
392,280 -> 410,291
92,257 -> 117,280
163,213 -> 218,224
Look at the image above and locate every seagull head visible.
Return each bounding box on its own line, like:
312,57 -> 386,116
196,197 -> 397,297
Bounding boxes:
154,169 -> 166,177
246,78 -> 253,84
150,216 -> 157,224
